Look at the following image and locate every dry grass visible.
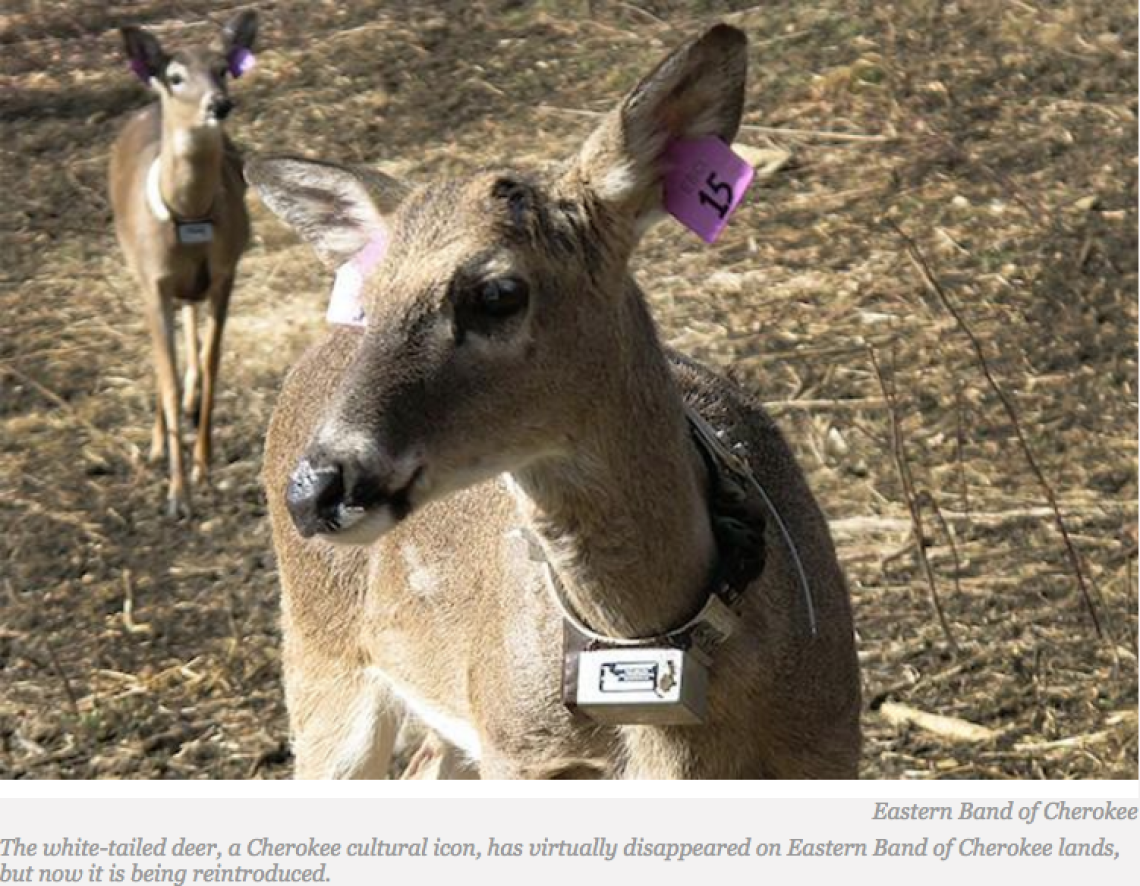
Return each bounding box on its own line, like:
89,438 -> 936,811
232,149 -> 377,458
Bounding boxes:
0,0 -> 1135,779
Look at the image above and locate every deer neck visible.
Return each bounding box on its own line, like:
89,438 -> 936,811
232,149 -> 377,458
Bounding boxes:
158,113 -> 224,220
511,288 -> 717,639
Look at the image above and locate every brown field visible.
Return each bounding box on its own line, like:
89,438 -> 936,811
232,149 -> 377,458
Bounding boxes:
0,0 -> 1136,780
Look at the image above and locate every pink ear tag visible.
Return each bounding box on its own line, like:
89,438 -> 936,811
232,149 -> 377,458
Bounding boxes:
663,137 -> 755,243
228,47 -> 256,78
327,234 -> 387,328
129,59 -> 152,83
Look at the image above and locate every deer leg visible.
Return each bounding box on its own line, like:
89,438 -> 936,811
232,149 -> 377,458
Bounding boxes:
191,276 -> 232,485
148,380 -> 166,465
143,290 -> 189,518
286,658 -> 402,779
181,303 -> 201,424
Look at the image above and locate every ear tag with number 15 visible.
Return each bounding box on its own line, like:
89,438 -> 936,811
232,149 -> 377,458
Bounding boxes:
663,137 -> 755,243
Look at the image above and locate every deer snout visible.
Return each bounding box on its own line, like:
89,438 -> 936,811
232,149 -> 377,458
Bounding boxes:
285,458 -> 345,538
285,450 -> 420,543
207,95 -> 234,120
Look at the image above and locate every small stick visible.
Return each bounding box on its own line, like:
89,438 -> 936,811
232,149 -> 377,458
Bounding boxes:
890,220 -> 1107,640
869,655 -> 982,706
537,104 -> 603,119
0,364 -> 140,464
831,502 -> 1134,535
880,702 -> 996,743
1122,548 -> 1138,651
765,396 -> 888,412
869,345 -> 958,652
925,492 -> 966,612
42,637 -> 80,719
738,123 -> 895,143
1015,730 -> 1116,753
954,379 -> 970,515
121,569 -> 152,635
611,1 -> 666,26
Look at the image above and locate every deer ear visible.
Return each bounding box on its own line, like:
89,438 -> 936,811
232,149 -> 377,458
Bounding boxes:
222,9 -> 258,52
565,24 -> 747,231
246,156 -> 408,269
121,26 -> 167,83
222,9 -> 258,76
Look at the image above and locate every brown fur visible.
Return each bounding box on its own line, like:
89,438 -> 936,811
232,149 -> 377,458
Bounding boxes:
253,25 -> 861,779
108,12 -> 256,516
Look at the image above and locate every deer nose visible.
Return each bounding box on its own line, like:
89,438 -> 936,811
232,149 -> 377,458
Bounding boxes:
285,458 -> 346,538
285,448 -> 418,540
208,96 -> 234,119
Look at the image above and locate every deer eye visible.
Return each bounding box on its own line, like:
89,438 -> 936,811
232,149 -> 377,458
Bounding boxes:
168,72 -> 184,87
473,278 -> 529,319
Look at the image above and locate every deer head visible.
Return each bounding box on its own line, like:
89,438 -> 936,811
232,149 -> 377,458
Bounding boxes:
120,9 -> 258,129
248,25 -> 747,545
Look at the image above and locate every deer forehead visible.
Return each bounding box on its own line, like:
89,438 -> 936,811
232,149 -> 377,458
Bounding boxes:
380,172 -> 586,279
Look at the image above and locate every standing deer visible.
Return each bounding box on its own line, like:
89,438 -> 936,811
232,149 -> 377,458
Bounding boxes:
250,25 -> 862,779
109,10 -> 257,517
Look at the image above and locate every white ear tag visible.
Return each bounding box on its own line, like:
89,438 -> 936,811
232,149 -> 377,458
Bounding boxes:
327,264 -> 367,327
326,234 -> 387,328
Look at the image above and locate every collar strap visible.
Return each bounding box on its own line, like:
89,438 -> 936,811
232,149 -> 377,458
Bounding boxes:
521,404 -> 818,656
525,531 -> 741,653
145,158 -> 215,225
685,406 -> 817,637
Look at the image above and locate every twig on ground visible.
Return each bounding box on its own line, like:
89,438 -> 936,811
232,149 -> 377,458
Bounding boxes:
610,1 -> 666,26
1015,712 -> 1136,753
121,569 -> 152,635
765,396 -> 887,412
0,364 -> 140,465
954,379 -> 971,515
869,345 -> 958,652
831,503 -> 1135,536
739,123 -> 895,142
42,637 -> 80,720
879,702 -> 996,743
925,491 -> 966,614
889,220 -> 1108,641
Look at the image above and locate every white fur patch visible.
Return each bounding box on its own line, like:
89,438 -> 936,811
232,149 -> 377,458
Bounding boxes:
401,543 -> 439,597
594,160 -> 643,203
499,474 -> 522,497
313,424 -> 378,465
322,678 -> 388,779
324,505 -> 399,546
172,127 -> 196,155
145,159 -> 171,222
321,224 -> 375,259
369,667 -> 482,763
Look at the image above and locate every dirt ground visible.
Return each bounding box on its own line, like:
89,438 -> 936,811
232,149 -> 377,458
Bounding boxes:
0,0 -> 1136,780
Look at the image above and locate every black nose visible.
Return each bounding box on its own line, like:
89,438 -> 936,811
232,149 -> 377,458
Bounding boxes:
209,96 -> 234,119
285,458 -> 345,538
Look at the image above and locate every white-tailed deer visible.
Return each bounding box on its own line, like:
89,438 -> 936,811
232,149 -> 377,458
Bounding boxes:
109,10 -> 257,517
250,25 -> 862,778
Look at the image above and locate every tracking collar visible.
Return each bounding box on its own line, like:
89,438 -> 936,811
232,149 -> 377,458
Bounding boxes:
530,405 -> 817,725
146,159 -> 216,244
529,404 -> 816,654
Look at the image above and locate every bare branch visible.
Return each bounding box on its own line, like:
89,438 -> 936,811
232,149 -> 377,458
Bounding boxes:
868,345 -> 958,652
889,220 -> 1108,640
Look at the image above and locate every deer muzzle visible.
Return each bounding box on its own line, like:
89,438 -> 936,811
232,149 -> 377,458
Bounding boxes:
207,95 -> 234,120
285,451 -> 419,543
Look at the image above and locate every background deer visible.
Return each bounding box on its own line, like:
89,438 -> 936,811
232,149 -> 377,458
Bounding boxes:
250,25 -> 862,778
109,10 -> 257,517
